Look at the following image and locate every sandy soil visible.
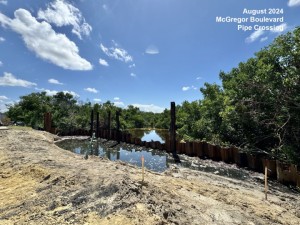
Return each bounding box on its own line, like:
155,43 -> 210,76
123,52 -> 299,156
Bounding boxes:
0,128 -> 299,225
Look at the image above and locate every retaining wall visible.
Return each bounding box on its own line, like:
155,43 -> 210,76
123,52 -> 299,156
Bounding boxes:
63,128 -> 300,189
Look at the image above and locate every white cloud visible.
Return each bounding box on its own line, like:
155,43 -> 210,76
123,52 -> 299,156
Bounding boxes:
84,87 -> 98,93
0,72 -> 37,87
35,88 -> 58,96
37,0 -> 92,40
0,102 -> 9,113
100,43 -> 133,63
182,86 -> 190,91
246,23 -> 288,43
0,0 -> 7,5
0,95 -> 8,100
99,58 -> 109,67
182,85 -> 197,91
130,73 -> 136,77
129,63 -> 136,68
0,9 -> 92,70
270,23 -> 288,33
35,88 -> 79,97
260,37 -> 268,42
0,61 -> 2,66
131,104 -> 165,113
145,45 -> 159,55
114,101 -> 125,107
94,98 -> 102,102
114,97 -> 120,101
0,37 -> 5,42
48,78 -> 63,85
196,76 -> 202,80
64,90 -> 79,98
288,0 -> 300,7
246,30 -> 265,43
0,98 -> 15,112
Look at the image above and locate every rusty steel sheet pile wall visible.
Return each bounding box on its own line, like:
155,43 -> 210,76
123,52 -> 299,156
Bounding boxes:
109,129 -> 300,188
276,161 -> 298,185
61,127 -> 299,189
46,105 -> 299,188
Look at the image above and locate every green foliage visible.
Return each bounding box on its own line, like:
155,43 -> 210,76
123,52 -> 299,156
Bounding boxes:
174,27 -> 300,164
121,105 -> 144,129
6,27 -> 300,165
6,93 -> 168,134
220,27 -> 300,162
154,109 -> 170,129
177,100 -> 202,139
7,92 -> 51,128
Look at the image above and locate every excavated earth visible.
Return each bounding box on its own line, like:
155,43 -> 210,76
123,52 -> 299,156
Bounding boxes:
0,128 -> 300,225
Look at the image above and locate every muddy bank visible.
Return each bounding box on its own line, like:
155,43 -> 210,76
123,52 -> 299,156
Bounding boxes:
0,128 -> 299,225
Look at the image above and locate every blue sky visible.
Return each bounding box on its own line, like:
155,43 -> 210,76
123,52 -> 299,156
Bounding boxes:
0,0 -> 299,113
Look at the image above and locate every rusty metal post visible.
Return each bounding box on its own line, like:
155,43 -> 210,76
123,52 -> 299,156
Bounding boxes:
116,110 -> 121,143
90,109 -> 94,136
96,112 -> 99,138
108,110 -> 111,139
44,112 -> 52,133
170,102 -> 176,154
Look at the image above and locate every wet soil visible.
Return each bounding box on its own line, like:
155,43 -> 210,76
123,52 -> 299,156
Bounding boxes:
0,128 -> 299,225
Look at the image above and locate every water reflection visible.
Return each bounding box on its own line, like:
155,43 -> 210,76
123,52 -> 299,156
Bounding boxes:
56,139 -> 251,180
56,139 -> 169,172
128,129 -> 169,143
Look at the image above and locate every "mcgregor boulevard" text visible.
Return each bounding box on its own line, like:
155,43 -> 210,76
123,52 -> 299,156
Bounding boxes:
216,16 -> 284,24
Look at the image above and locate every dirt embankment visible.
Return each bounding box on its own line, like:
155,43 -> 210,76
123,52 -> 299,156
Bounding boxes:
0,128 -> 299,225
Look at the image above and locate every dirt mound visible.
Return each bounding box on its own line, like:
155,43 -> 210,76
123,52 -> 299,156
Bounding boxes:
0,128 -> 299,224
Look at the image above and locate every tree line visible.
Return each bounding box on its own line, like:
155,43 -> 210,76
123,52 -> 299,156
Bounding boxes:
6,27 -> 300,165
176,27 -> 300,165
5,91 -> 169,132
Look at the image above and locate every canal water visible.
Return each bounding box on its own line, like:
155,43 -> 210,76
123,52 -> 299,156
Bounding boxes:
128,129 -> 168,143
56,129 -> 251,180
56,139 -> 169,172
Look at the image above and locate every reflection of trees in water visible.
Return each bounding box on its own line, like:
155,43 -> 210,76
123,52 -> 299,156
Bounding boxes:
128,129 -> 169,142
128,129 -> 144,139
143,130 -> 152,135
93,141 -> 99,156
57,139 -> 101,156
155,130 -> 169,142
107,147 -> 120,160
57,140 -> 89,154
57,139 -> 171,172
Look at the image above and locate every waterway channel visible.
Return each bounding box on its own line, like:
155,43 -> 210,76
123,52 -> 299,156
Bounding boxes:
56,129 -> 256,181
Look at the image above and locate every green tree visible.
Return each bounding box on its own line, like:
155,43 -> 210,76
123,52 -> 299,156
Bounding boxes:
7,92 -> 51,127
50,92 -> 78,133
155,108 -> 170,129
219,27 -> 300,163
177,100 -> 201,140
